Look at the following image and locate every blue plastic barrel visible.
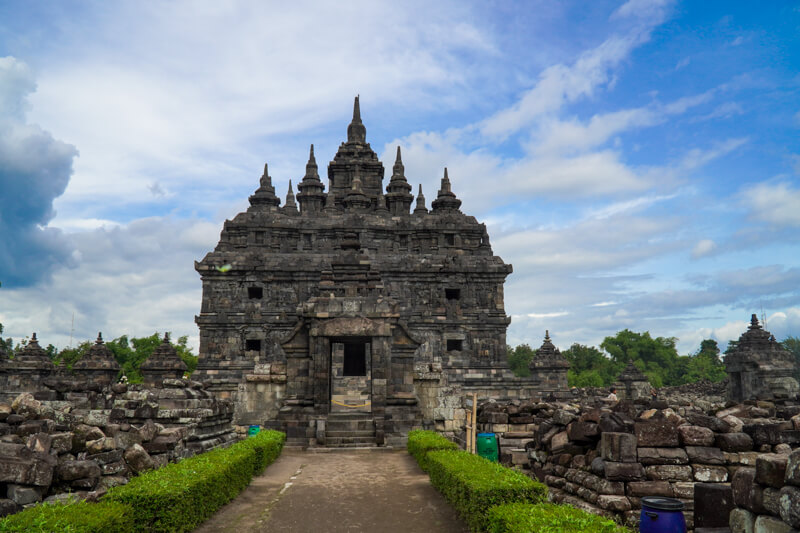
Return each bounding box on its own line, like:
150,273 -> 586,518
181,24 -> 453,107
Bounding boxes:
639,497 -> 686,533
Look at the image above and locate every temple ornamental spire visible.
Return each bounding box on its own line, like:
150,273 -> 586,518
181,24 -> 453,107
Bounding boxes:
347,95 -> 367,143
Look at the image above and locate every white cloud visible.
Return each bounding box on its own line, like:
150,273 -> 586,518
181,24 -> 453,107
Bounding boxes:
0,217 -> 218,351
742,181 -> 800,227
692,239 -> 717,259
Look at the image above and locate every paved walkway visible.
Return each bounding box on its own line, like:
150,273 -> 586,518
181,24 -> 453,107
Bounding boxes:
194,449 -> 468,533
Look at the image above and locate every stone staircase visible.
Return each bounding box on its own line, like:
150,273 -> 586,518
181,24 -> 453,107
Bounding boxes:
325,413 -> 376,447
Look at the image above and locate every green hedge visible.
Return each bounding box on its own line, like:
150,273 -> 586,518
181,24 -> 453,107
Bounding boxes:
0,430 -> 285,533
105,429 -> 285,532
0,501 -> 134,533
486,503 -> 631,533
407,429 -> 459,472
425,449 -> 547,532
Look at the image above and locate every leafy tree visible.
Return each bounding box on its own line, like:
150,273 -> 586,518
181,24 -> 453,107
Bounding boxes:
506,344 -> 536,377
782,336 -> 800,381
106,332 -> 197,383
55,341 -> 92,369
562,343 -> 618,387
682,339 -> 726,384
600,329 -> 681,386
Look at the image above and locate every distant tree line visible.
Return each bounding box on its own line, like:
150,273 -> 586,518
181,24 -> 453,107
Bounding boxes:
0,324 -> 197,384
508,329 -> 800,388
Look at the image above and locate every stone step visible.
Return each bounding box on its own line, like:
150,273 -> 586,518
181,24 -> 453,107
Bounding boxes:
326,436 -> 376,446
326,430 -> 375,438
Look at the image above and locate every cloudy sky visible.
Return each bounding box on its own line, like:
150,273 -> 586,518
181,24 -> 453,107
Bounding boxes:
1,0 -> 799,355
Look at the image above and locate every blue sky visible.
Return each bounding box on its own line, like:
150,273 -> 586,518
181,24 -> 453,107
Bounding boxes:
0,0 -> 798,355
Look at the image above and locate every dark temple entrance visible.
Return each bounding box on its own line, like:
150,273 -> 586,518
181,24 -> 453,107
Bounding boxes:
330,338 -> 371,413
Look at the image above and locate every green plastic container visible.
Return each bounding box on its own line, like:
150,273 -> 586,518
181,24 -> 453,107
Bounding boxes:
248,425 -> 261,437
476,432 -> 499,462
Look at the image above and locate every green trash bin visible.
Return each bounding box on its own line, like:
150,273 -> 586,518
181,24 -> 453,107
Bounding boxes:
476,432 -> 499,462
248,425 -> 261,437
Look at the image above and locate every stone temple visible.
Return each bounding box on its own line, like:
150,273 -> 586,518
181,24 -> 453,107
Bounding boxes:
195,98 -> 565,446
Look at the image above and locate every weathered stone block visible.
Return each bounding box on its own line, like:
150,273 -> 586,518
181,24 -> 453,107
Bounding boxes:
56,460 -> 101,481
732,467 -> 766,514
645,465 -> 693,481
763,487 -> 782,517
753,515 -> 792,533
694,483 -> 733,528
686,446 -> 726,465
638,447 -> 689,465
693,464 -> 728,482
784,448 -> 800,487
679,425 -> 715,446
605,462 -> 645,481
124,444 -> 154,474
567,420 -> 598,442
596,494 -> 631,512
779,485 -> 800,528
0,456 -> 54,486
600,432 -> 637,463
717,432 -> 755,452
635,420 -> 680,447
756,453 -> 789,488
730,508 -> 755,533
7,484 -> 42,505
627,481 -> 673,497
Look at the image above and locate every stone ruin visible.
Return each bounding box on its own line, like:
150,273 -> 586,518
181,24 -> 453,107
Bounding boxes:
194,97 -> 573,447
614,360 -> 652,401
0,332 -> 236,517
476,389 -> 800,531
725,314 -> 799,403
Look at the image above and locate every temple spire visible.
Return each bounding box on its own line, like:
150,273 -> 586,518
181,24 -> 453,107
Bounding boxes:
283,179 -> 298,214
386,146 -> 413,215
297,144 -> 326,214
347,95 -> 367,143
248,162 -> 281,208
431,167 -> 462,214
413,184 -> 428,214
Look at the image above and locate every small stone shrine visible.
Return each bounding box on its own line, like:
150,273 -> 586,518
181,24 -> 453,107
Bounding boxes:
0,333 -> 55,403
140,333 -> 188,388
614,360 -> 652,401
195,98 -> 569,446
725,314 -> 799,402
71,333 -> 121,387
528,331 -> 570,391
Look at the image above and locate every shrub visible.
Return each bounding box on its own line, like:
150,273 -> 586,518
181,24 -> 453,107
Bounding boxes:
486,503 -> 631,533
0,501 -> 134,533
105,429 -> 285,532
407,429 -> 459,472
425,449 -> 547,532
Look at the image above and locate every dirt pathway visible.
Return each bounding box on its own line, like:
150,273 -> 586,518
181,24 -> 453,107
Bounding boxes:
194,449 -> 468,533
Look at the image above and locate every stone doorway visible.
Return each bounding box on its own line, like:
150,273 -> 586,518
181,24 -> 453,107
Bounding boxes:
330,339 -> 371,413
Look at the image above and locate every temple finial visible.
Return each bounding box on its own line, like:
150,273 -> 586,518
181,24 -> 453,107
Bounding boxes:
395,146 -> 402,163
96,332 -> 104,344
353,95 -> 361,123
309,144 -> 316,164
431,166 -> 461,213
414,184 -> 427,214
347,96 -> 367,143
545,330 -> 550,341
